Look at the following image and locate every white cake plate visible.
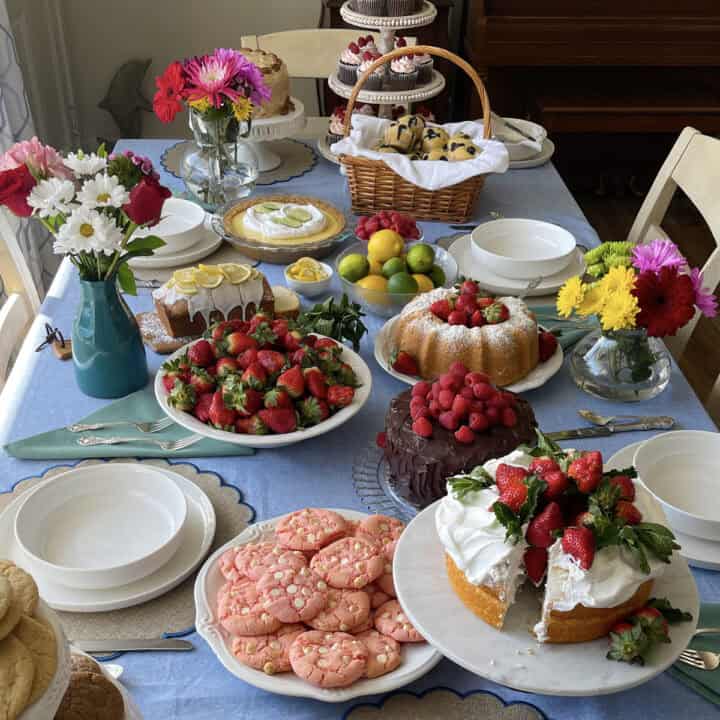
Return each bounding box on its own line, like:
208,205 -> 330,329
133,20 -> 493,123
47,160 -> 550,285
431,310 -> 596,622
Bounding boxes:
246,97 -> 306,172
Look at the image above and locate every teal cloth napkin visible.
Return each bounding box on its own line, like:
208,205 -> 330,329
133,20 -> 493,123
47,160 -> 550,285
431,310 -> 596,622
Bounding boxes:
669,603 -> 720,706
533,304 -> 593,350
3,388 -> 254,459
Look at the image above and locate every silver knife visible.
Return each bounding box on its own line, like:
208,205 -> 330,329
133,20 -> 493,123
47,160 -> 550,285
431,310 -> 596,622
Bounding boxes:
73,638 -> 194,653
546,417 -> 675,441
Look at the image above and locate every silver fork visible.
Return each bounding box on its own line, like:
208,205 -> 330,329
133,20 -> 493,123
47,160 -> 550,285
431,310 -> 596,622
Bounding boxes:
678,648 -> 720,671
518,276 -> 543,300
77,434 -> 203,452
67,417 -> 174,434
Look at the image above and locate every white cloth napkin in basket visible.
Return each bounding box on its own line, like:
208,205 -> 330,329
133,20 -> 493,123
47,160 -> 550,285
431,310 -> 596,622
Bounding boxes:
331,115 -> 509,191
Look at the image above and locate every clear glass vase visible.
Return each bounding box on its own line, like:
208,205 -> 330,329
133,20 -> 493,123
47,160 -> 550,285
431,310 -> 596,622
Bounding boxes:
569,328 -> 671,402
181,109 -> 258,210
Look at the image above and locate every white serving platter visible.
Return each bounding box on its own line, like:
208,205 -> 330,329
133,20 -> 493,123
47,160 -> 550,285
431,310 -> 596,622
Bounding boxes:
194,508 -> 442,702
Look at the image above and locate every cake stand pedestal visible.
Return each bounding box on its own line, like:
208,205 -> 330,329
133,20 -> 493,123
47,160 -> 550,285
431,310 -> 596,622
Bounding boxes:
246,97 -> 306,172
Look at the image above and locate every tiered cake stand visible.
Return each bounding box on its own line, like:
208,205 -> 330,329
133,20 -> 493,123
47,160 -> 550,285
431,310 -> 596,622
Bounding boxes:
245,97 -> 306,172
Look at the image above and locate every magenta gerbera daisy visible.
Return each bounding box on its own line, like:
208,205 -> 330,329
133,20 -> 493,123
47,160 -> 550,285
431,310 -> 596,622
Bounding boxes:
690,267 -> 718,318
631,239 -> 686,274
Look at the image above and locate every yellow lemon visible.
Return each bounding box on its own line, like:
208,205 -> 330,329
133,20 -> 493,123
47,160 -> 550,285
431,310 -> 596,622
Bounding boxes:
218,263 -> 251,284
367,229 -> 404,263
356,274 -> 388,292
368,257 -> 384,275
194,267 -> 224,289
413,273 -> 434,293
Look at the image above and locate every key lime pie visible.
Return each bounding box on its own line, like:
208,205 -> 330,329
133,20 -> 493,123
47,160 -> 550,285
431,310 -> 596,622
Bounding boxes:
153,263 -> 274,337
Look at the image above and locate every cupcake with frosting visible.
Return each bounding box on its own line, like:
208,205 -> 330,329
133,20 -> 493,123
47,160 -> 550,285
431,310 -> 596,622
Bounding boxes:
357,51 -> 385,91
415,104 -> 437,123
352,0 -> 386,16
327,104 -> 376,145
337,41 -> 362,85
414,50 -> 434,84
389,54 -> 418,90
357,34 -> 378,55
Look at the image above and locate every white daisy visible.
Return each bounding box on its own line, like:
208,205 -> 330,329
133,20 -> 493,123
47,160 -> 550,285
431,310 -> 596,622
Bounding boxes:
54,206 -> 124,256
63,151 -> 107,176
77,172 -> 129,209
27,178 -> 76,218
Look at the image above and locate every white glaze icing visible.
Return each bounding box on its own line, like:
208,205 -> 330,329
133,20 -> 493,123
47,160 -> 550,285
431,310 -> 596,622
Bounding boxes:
243,203 -> 327,240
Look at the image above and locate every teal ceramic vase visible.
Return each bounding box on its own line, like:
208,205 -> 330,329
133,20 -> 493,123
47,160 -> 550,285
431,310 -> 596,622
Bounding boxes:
72,279 -> 148,398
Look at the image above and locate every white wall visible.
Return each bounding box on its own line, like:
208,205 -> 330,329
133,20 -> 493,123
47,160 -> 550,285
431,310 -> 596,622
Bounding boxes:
13,0 -> 322,148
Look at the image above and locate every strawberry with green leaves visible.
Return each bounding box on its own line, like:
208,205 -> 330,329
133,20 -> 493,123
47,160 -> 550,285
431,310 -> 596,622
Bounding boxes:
192,392 -> 213,423
304,367 -> 328,399
633,606 -> 670,644
236,414 -> 268,435
167,381 -> 196,412
211,319 -> 248,341
258,407 -> 297,434
256,350 -> 287,375
561,526 -> 595,570
208,391 -> 237,431
249,322 -> 278,347
241,362 -> 267,390
162,356 -> 190,386
189,367 -> 215,394
607,621 -> 648,665
568,450 -> 603,494
327,384 -> 354,409
299,397 -> 330,426
215,357 -> 239,378
223,332 -> 257,356
263,388 -> 293,409
277,365 -> 304,398
391,350 -> 419,376
282,330 -> 303,352
188,339 -> 215,368
524,546 -> 548,586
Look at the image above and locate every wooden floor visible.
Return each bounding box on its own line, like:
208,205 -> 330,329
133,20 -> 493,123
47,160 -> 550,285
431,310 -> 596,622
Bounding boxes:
573,189 -> 720,426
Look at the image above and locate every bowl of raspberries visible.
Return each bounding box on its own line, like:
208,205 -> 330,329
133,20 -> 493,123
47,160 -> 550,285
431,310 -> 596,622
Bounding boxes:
155,313 -> 372,448
355,211 -> 422,244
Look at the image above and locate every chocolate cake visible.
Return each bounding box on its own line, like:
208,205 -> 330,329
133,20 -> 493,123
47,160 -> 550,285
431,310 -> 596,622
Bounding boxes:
383,388 -> 537,508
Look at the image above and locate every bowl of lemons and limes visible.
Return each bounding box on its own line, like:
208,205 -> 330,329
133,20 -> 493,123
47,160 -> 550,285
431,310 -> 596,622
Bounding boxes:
336,230 -> 458,317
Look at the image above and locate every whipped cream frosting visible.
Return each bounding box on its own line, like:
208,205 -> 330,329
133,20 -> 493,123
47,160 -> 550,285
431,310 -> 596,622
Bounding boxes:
340,47 -> 361,65
359,58 -> 384,75
391,56 -> 417,74
243,203 -> 327,240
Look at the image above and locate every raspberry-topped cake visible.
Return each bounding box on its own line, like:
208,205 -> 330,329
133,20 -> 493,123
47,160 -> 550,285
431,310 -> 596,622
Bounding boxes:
382,365 -> 537,508
390,281 -> 541,386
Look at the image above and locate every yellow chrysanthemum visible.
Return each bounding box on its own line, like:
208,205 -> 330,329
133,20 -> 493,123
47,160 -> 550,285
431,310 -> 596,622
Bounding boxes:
599,290 -> 639,331
189,97 -> 212,114
575,283 -> 605,317
232,97 -> 253,122
556,276 -> 585,318
598,265 -> 636,296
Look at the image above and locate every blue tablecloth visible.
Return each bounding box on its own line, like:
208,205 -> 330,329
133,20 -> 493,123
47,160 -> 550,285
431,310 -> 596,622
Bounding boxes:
1,139 -> 718,719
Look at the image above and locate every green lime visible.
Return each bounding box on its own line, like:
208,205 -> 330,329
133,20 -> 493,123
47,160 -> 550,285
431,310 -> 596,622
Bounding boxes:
429,264 -> 446,287
338,253 -> 370,283
272,216 -> 303,228
285,207 -> 312,222
382,257 -> 407,278
387,271 -> 419,295
406,243 -> 435,274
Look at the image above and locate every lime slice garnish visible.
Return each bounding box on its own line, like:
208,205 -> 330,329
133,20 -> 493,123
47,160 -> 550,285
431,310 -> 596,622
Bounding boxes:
272,216 -> 303,228
256,202 -> 282,214
285,207 -> 312,223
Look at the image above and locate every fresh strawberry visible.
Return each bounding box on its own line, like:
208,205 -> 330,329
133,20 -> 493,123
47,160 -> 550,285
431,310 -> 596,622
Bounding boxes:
162,357 -> 190,384
497,482 -> 527,513
327,384 -> 354,409
249,322 -> 278,347
633,607 -> 669,643
241,362 -> 267,390
298,397 -> 330,426
469,411 -> 489,433
376,431 -> 387,448
167,382 -> 196,411
483,302 -> 510,324
543,470 -> 570,500
524,547 -> 548,586
455,294 -> 476,313
192,392 -> 214,423
348,41 -> 359,53
258,407 -> 297,434
211,319 -> 247,341
529,457 -> 561,478
335,361 -> 357,387
454,425 -> 475,444
189,367 -> 215,394
282,330 -> 302,352
263,388 -> 292,409
538,331 -> 558,362
526,502 -> 564,548
609,475 -> 636,501
188,339 -> 214,368
460,280 -> 479,295
236,414 -> 268,435
391,350 -> 419,376
224,332 -> 257,356
615,500 -> 643,525
277,365 -> 304,398
607,622 -> 648,665
215,357 -> 239,377
291,348 -> 308,366
162,375 -> 177,393
411,380 -> 432,398
476,296 -> 495,309
447,310 -> 466,326
495,464 -> 529,493
249,313 -> 272,332
430,299 -> 451,320
222,377 -> 262,416
208,391 -> 236,431
237,347 -> 259,370
470,310 -> 486,327
568,451 -> 603,493
303,334 -> 318,348
561,526 -> 595,570
271,318 -> 289,337
315,337 -> 340,352
257,350 -> 287,375
412,416 -> 433,438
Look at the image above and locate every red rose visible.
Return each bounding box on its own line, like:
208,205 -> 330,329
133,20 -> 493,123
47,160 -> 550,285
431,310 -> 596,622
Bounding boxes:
123,176 -> 171,226
0,165 -> 36,217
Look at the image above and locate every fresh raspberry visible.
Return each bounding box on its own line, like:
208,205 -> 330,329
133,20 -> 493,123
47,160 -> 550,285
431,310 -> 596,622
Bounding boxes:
439,373 -> 460,391
501,407 -> 517,427
410,404 -> 430,421
428,401 -> 442,418
451,395 -> 471,418
472,382 -> 495,400
465,372 -> 489,386
454,425 -> 475,444
438,389 -> 455,410
438,411 -> 461,432
485,406 -> 500,425
459,386 -> 475,400
469,412 -> 489,433
412,416 -> 433,438
411,381 -> 432,398
448,361 -> 469,377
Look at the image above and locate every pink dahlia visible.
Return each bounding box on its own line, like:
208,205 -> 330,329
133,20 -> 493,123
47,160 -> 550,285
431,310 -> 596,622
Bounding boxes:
632,239 -> 686,274
690,267 -> 718,318
0,137 -> 72,181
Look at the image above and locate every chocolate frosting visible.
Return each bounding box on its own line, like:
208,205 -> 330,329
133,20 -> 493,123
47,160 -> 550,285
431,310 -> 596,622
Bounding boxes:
383,389 -> 537,509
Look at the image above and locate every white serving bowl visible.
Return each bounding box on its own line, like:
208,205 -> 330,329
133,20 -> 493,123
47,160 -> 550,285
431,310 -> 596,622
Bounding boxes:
493,117 -> 548,161
470,218 -> 577,280
633,430 -> 720,542
134,197 -> 206,255
283,260 -> 334,298
15,464 -> 188,590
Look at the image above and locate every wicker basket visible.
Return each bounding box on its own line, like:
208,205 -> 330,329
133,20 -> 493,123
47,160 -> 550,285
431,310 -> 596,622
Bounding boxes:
339,45 -> 492,223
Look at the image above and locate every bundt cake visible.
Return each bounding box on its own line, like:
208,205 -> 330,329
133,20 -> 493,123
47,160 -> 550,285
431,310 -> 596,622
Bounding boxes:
390,282 -> 539,386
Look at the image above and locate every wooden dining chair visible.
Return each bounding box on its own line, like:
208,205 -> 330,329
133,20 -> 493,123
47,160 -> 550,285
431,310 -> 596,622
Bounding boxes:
0,211 -> 41,388
627,127 -> 720,360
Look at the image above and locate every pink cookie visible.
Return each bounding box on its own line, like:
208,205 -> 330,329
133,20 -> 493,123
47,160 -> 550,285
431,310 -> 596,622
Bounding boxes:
289,630 -> 368,688
342,519 -> 360,537
217,579 -> 282,636
363,582 -> 392,609
235,542 -> 307,581
374,600 -> 424,643
276,509 -> 347,551
257,565 -> 328,623
376,560 -> 396,597
307,588 -> 370,632
356,515 -> 405,559
231,623 -> 305,675
218,547 -> 243,582
356,629 -> 402,678
349,610 -> 374,635
310,537 -> 384,589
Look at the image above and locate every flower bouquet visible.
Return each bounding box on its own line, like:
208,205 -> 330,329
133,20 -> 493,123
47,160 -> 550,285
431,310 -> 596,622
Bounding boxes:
153,48 -> 270,207
557,239 -> 717,401
0,138 -> 172,397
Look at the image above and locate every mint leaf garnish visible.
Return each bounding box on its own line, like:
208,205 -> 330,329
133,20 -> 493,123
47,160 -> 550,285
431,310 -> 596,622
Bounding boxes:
648,597 -> 693,623
447,466 -> 494,500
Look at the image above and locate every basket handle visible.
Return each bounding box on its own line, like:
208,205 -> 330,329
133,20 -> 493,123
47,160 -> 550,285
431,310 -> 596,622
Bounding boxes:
342,45 -> 491,139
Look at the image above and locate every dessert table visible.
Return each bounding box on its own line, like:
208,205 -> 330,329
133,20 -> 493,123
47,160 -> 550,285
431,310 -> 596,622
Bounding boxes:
1,138 -> 718,719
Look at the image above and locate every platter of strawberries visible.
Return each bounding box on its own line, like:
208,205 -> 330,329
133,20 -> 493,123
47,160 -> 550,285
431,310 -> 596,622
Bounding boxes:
155,314 -> 372,448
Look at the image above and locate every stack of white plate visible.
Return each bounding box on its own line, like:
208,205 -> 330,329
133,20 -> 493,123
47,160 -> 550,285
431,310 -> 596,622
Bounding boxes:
493,116 -> 555,169
3,463 -> 215,612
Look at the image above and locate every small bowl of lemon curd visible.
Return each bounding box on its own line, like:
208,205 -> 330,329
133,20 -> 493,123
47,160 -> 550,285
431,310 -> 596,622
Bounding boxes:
284,257 -> 334,298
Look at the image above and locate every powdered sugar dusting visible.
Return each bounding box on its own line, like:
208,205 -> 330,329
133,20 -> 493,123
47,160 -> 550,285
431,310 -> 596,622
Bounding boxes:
138,311 -> 196,348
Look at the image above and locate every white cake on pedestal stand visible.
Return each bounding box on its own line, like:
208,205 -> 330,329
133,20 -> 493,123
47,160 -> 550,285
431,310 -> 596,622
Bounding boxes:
246,96 -> 306,172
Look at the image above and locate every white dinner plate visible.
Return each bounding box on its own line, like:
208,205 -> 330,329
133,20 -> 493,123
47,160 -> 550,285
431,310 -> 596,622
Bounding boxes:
448,234 -> 585,297
194,508 -> 442,702
129,221 -> 222,270
155,336 -> 372,449
393,495 -> 699,696
0,467 -> 216,612
509,138 -> 555,169
608,441 -> 720,571
374,315 -> 563,393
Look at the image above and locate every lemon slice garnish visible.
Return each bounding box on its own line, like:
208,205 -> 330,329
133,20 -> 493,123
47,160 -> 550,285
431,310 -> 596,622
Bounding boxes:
166,277 -> 176,289
173,268 -> 196,285
176,281 -> 198,295
218,263 -> 251,284
194,267 -> 224,289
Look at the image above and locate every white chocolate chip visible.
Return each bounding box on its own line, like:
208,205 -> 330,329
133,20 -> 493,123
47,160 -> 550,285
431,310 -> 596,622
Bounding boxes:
293,598 -> 305,608
287,584 -> 298,594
